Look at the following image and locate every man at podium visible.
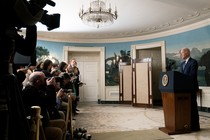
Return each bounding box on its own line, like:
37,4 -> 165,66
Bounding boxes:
180,48 -> 200,131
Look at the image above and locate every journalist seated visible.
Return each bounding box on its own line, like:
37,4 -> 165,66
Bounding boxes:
21,71 -> 66,140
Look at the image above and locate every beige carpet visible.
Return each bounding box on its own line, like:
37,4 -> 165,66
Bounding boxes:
91,129 -> 173,140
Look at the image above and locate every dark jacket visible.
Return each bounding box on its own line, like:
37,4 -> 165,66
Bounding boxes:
22,84 -> 57,128
180,57 -> 199,92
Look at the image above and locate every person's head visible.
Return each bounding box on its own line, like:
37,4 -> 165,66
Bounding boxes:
58,61 -> 68,72
66,64 -> 73,73
51,63 -> 58,71
70,59 -> 77,67
59,72 -> 71,87
180,48 -> 190,60
28,71 -> 46,87
42,59 -> 53,71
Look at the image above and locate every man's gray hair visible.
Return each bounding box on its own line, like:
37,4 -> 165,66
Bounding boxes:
28,71 -> 44,85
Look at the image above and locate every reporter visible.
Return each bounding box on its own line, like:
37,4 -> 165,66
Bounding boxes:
67,59 -> 81,114
42,59 -> 53,77
55,72 -> 77,114
22,71 -> 66,140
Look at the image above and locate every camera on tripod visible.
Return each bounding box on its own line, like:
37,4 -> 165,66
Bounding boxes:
73,128 -> 91,140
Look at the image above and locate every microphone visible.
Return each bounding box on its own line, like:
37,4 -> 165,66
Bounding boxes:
166,61 -> 175,71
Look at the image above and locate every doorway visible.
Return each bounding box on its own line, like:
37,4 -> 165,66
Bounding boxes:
63,46 -> 105,102
131,41 -> 166,106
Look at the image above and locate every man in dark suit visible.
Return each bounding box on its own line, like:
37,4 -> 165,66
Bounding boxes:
180,48 -> 200,131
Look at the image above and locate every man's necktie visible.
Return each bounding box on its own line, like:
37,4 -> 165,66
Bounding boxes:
183,61 -> 186,70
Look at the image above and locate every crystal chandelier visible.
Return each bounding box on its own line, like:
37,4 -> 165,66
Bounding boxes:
79,0 -> 118,28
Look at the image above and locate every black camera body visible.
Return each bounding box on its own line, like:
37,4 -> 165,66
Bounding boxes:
54,76 -> 63,83
0,0 -> 60,73
15,0 -> 60,31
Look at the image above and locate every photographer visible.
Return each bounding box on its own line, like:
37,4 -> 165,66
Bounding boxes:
67,59 -> 81,114
22,71 -> 66,140
55,72 -> 77,114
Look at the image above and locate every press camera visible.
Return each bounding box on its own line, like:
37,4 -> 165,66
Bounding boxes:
0,0 -> 60,69
15,0 -> 60,31
30,0 -> 60,31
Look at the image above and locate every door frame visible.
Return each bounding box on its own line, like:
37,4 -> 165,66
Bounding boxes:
131,41 -> 166,106
63,46 -> 105,101
131,41 -> 166,72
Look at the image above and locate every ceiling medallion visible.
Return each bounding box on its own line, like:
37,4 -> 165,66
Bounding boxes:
79,0 -> 118,28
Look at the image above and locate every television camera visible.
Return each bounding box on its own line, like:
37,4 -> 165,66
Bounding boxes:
0,1 -> 61,139
0,0 -> 60,73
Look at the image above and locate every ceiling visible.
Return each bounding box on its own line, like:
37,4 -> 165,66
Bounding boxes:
35,0 -> 210,42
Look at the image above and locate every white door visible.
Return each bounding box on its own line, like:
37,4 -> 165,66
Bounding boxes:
82,62 -> 98,101
68,52 -> 99,102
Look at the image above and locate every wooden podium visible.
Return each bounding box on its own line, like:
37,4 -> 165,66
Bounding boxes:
159,71 -> 193,135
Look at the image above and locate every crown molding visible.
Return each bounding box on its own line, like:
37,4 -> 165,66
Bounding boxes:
36,18 -> 210,43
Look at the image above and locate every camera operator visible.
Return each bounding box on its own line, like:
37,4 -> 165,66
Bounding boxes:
0,0 -> 60,139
